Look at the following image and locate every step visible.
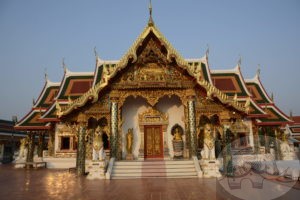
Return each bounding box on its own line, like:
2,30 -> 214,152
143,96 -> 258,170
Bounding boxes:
111,175 -> 198,179
113,164 -> 195,169
112,167 -> 196,173
112,172 -> 198,178
110,159 -> 198,179
114,160 -> 194,166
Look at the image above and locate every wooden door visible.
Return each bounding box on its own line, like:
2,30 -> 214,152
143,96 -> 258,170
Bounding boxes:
144,125 -> 163,158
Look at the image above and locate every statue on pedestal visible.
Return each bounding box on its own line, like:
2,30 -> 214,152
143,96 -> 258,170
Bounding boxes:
280,133 -> 294,160
14,137 -> 29,168
17,137 -> 28,161
172,126 -> 184,158
126,128 -> 134,160
201,123 -> 215,160
92,126 -> 106,161
126,128 -> 133,154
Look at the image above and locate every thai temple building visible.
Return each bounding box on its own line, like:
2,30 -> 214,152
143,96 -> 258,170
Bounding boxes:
14,6 -> 297,179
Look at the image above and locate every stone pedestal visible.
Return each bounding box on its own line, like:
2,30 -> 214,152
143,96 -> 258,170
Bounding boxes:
14,158 -> 26,168
87,161 -> 107,180
34,155 -> 43,162
126,154 -> 134,160
173,140 -> 183,158
282,153 -> 297,161
200,160 -> 222,178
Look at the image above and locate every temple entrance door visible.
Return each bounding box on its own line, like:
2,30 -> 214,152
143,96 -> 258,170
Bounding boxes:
144,125 -> 163,159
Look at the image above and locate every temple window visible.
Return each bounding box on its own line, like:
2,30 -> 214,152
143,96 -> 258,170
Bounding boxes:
61,137 -> 70,150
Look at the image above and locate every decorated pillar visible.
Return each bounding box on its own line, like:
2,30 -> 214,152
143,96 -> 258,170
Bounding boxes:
110,91 -> 119,158
110,102 -> 119,158
187,90 -> 197,157
76,113 -> 87,176
274,128 -> 281,160
26,132 -> 35,163
252,123 -> 260,154
37,132 -> 45,157
224,126 -> 233,176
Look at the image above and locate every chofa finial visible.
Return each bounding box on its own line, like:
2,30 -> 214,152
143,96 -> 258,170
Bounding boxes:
94,46 -> 98,57
271,92 -> 274,101
237,55 -> 242,68
290,110 -> 293,119
62,57 -> 66,73
44,68 -> 48,82
257,64 -> 261,77
206,44 -> 209,58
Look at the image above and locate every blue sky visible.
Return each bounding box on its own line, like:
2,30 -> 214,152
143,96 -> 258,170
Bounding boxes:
0,0 -> 299,121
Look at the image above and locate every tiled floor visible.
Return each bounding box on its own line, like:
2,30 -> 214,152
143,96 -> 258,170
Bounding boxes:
0,164 -> 299,200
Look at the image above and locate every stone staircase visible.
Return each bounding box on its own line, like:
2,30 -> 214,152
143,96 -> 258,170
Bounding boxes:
111,160 -> 198,179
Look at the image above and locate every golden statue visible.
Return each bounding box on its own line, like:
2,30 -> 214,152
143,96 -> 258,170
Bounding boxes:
172,126 -> 184,158
126,128 -> 133,154
173,128 -> 182,141
92,126 -> 105,161
202,123 -> 215,160
18,137 -> 28,159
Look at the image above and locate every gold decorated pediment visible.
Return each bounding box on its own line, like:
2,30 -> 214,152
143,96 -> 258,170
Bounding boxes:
57,124 -> 76,136
230,119 -> 250,133
138,107 -> 169,131
58,20 -> 246,117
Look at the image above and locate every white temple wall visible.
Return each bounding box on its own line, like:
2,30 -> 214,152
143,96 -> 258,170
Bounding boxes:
245,119 -> 254,148
155,96 -> 185,158
121,97 -> 149,159
54,123 -> 62,156
121,95 -> 185,159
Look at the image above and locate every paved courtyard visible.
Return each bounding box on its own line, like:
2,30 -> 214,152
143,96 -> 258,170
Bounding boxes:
0,164 -> 299,200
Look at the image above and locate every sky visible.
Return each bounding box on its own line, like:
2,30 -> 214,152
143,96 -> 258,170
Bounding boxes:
0,0 -> 299,121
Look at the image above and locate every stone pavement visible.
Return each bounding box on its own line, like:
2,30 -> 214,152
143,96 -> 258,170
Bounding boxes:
0,164 -> 299,200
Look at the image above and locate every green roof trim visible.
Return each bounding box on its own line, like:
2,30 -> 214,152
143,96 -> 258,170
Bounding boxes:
94,65 -> 104,85
22,112 -> 45,126
212,73 -> 248,96
250,102 -> 264,115
246,82 -> 270,104
259,107 -> 289,122
36,85 -> 59,108
57,75 -> 94,100
42,104 -> 58,119
201,62 -> 210,82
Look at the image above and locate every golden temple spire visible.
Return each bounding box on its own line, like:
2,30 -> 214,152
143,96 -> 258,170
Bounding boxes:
148,0 -> 154,26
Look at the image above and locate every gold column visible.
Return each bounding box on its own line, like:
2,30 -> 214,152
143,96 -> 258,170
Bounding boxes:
37,132 -> 45,157
110,92 -> 119,158
26,131 -> 35,168
187,90 -> 197,157
76,113 -> 87,176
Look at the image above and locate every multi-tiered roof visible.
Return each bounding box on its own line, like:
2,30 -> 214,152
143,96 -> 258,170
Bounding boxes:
15,14 -> 293,130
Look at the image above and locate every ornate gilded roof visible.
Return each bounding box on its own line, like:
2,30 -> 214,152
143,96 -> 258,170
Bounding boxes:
58,21 -> 247,117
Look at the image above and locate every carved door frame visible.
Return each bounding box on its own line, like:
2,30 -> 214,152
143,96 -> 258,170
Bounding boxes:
138,107 -> 169,159
144,125 -> 163,159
